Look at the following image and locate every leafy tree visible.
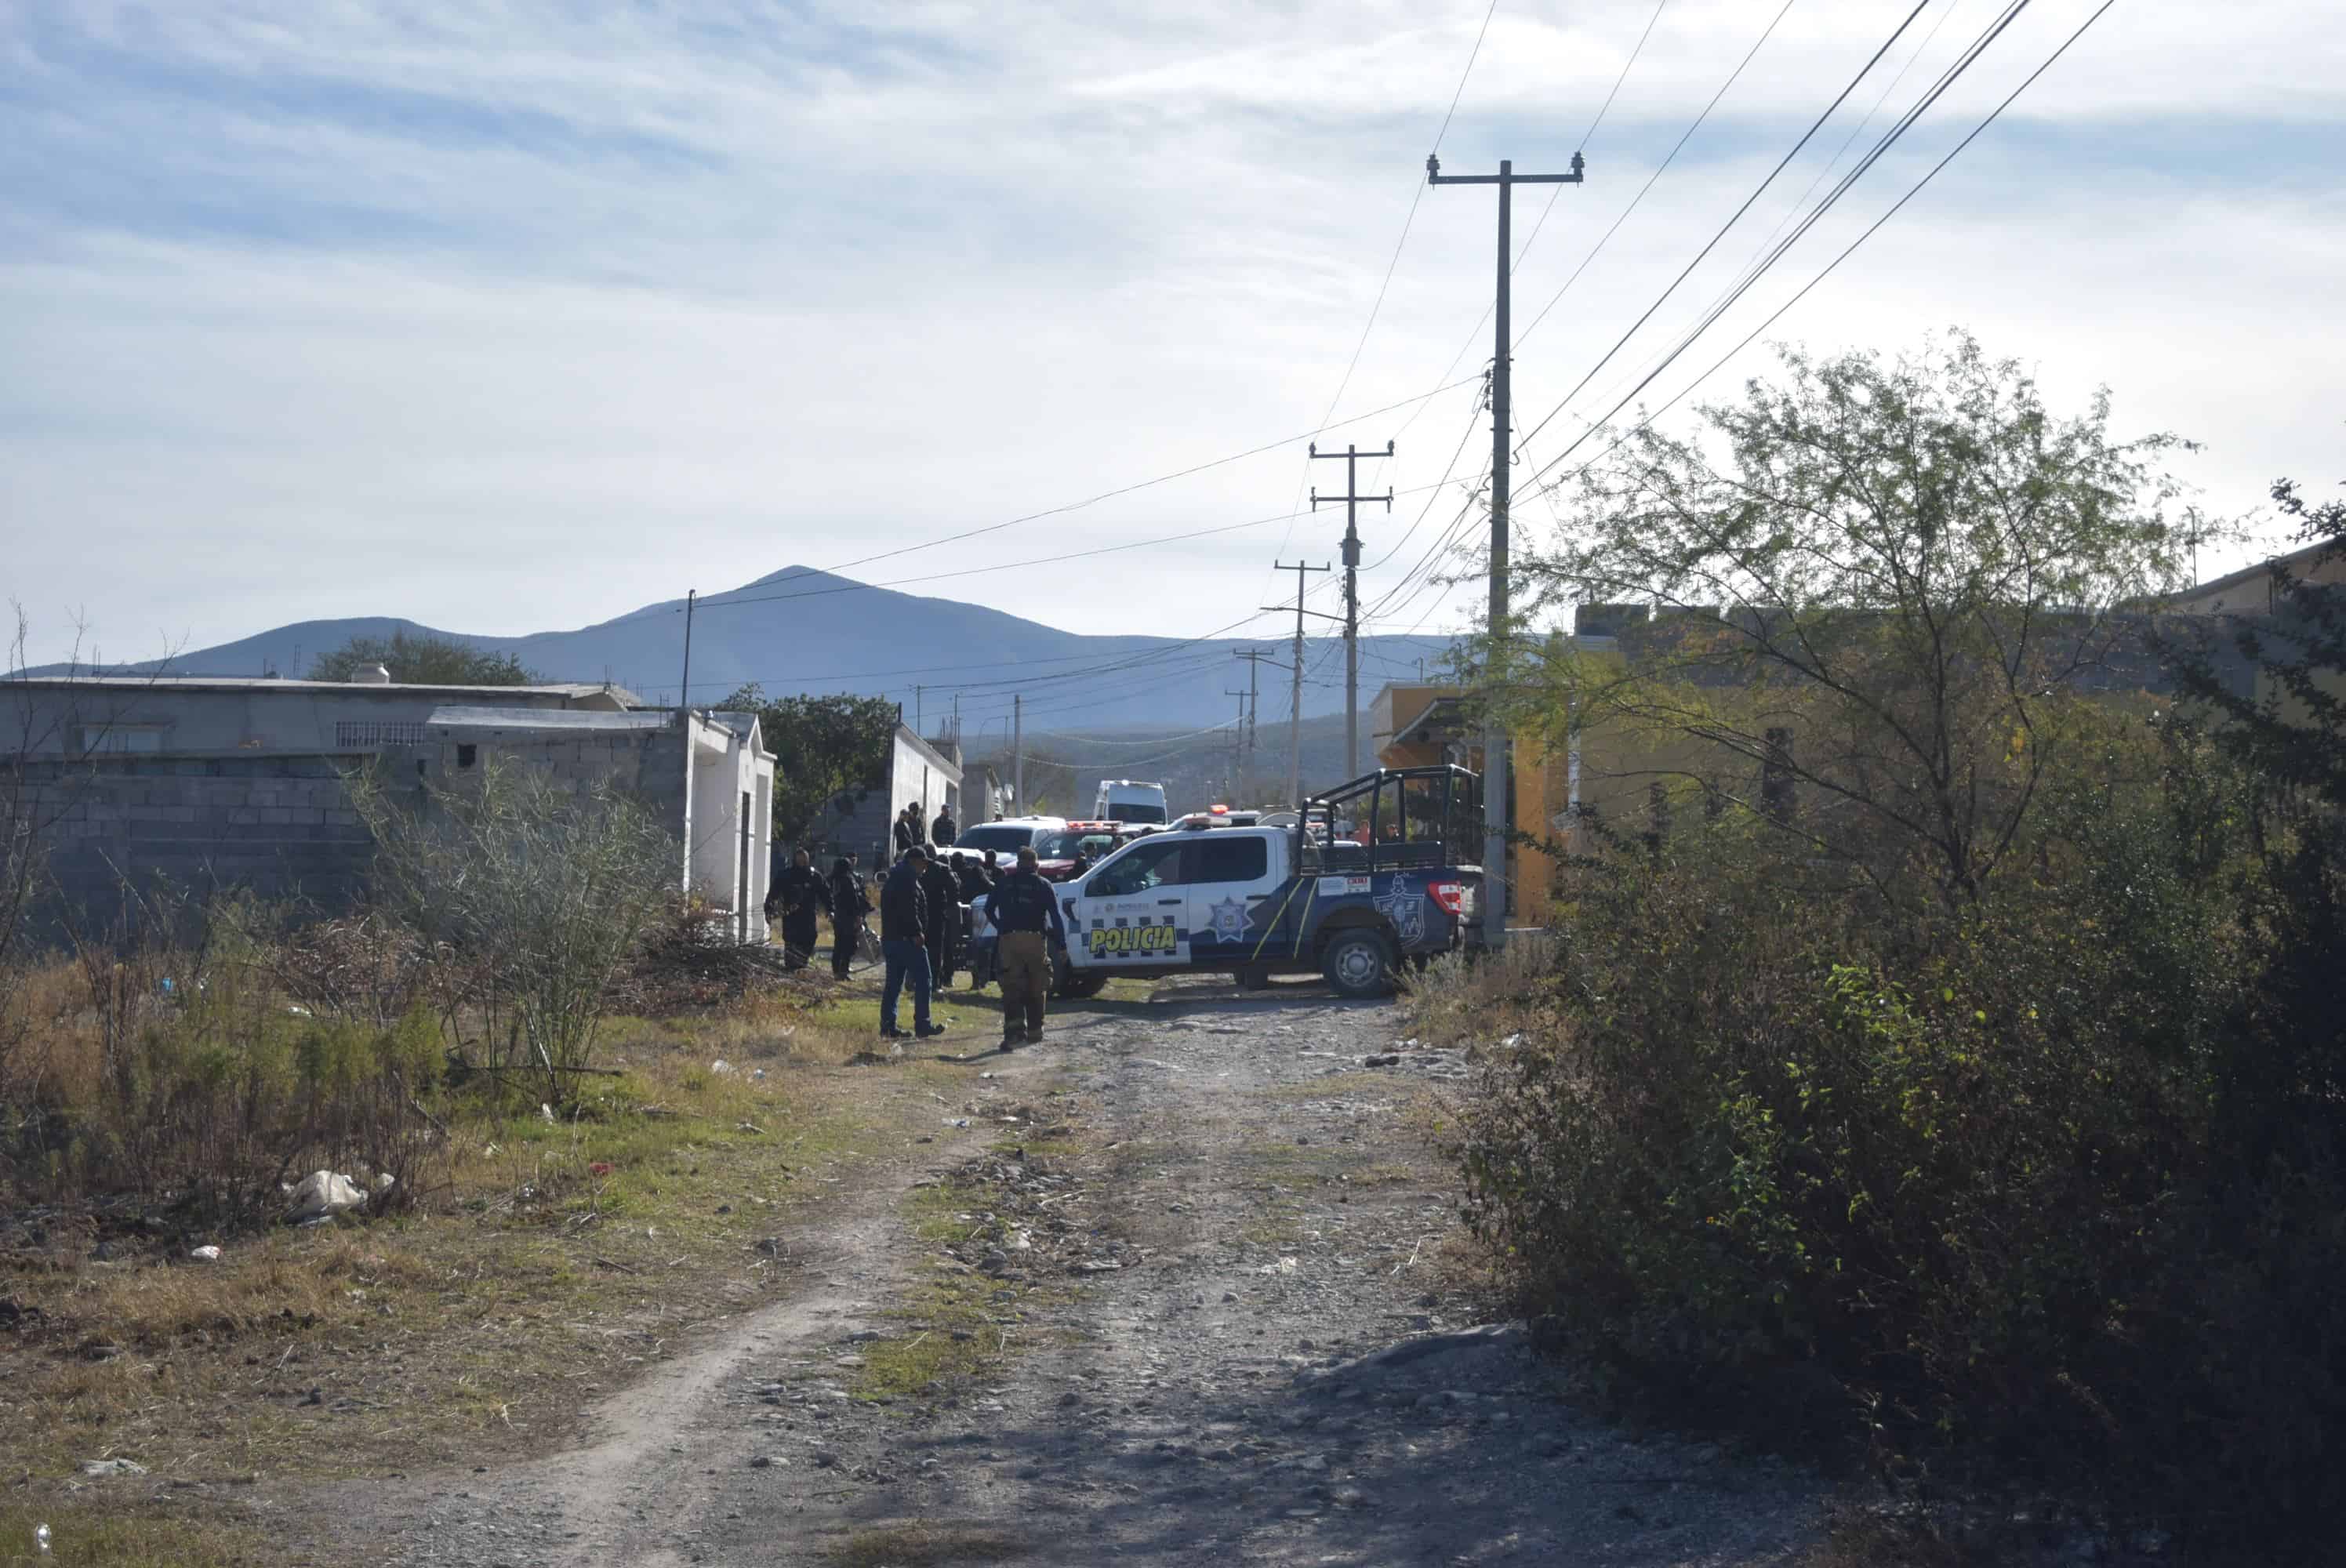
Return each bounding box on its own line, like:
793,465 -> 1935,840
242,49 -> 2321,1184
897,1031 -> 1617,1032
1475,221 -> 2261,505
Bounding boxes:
1505,331 -> 2198,913
310,630 -> 538,686
718,687 -> 898,846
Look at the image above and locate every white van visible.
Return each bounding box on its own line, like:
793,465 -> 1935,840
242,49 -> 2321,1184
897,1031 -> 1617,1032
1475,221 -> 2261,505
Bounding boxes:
1093,779 -> 1168,826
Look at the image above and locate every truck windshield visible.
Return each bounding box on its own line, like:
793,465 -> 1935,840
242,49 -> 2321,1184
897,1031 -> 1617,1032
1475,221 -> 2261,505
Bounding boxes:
1109,803 -> 1167,824
955,826 -> 1033,853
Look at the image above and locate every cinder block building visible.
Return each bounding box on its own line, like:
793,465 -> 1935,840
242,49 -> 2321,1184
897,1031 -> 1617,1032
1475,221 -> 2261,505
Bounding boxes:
3,673 -> 772,938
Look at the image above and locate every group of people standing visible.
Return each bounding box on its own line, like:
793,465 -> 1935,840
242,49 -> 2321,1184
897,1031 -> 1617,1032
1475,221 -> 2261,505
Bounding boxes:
767,797 -> 1062,1051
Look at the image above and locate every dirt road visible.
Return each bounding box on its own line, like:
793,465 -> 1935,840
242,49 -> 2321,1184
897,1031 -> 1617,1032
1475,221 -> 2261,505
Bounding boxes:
345,981 -> 1822,1566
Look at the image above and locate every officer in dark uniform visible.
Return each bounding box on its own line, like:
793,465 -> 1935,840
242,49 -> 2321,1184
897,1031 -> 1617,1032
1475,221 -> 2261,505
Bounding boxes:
774,847 -> 829,969
921,849 -> 963,990
986,845 -> 1067,1051
827,855 -> 867,980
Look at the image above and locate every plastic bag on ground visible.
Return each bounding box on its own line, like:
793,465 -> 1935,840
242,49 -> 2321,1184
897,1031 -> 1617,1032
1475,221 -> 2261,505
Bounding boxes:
285,1170 -> 368,1224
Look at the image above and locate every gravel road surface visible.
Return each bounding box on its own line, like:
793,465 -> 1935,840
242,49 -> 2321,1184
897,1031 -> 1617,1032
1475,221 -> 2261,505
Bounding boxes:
342,982 -> 1823,1566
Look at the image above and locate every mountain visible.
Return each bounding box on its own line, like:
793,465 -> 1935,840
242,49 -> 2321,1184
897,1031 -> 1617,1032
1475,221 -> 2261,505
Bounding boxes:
24,568 -> 1459,733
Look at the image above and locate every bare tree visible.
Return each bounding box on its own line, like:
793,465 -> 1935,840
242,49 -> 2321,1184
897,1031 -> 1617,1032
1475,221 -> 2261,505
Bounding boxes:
350,758 -> 675,1105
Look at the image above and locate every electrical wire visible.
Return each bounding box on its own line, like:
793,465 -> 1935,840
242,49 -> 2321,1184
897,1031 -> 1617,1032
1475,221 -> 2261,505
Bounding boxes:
1512,0 -> 1927,453
1389,0 -> 1669,448
1527,0 -> 2112,499
1256,0 -> 1506,608
1521,0 -> 2042,489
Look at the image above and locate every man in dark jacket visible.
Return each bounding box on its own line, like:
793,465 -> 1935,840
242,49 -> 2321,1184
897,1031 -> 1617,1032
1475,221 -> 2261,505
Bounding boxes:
827,855 -> 867,980
953,851 -> 990,902
986,845 -> 1067,1051
921,851 -> 962,989
892,804 -> 920,858
878,847 -> 945,1040
932,803 -> 958,850
774,847 -> 828,970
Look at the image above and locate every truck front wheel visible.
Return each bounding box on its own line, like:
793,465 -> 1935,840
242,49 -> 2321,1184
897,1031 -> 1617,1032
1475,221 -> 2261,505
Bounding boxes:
1320,929 -> 1396,1000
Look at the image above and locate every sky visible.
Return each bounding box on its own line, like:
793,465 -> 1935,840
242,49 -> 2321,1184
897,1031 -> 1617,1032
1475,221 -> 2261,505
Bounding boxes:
4,0 -> 2342,673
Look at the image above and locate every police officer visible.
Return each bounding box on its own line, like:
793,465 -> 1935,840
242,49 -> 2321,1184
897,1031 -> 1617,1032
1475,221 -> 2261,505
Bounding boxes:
774,847 -> 829,970
986,845 -> 1066,1051
921,847 -> 963,990
878,845 -> 945,1040
827,854 -> 867,980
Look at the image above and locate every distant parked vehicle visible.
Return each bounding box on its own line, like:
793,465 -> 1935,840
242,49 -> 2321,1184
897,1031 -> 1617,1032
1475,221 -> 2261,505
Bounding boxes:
1093,779 -> 1169,826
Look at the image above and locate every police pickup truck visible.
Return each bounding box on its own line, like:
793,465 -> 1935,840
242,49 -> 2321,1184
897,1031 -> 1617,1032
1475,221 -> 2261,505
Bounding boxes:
971,765 -> 1485,1000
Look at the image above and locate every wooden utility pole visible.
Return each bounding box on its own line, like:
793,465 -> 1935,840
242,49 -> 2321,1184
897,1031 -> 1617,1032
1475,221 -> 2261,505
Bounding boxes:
1428,150 -> 1585,951
1011,694 -> 1022,817
1264,562 -> 1331,807
1311,441 -> 1393,779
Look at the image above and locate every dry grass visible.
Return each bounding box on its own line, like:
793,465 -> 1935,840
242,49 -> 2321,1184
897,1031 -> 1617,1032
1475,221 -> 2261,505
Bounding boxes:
1403,931 -> 1560,1048
825,1519 -> 1028,1566
0,1502 -> 280,1567
0,977 -> 977,1510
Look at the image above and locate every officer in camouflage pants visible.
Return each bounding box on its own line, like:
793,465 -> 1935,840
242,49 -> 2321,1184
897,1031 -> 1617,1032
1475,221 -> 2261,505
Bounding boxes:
986,846 -> 1066,1051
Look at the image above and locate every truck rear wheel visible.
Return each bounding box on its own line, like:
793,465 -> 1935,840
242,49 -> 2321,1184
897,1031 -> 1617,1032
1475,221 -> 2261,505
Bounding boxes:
1321,929 -> 1396,1000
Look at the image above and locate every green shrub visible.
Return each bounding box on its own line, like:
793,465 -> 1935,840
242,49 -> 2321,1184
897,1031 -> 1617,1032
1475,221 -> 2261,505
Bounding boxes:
1443,717 -> 2345,1550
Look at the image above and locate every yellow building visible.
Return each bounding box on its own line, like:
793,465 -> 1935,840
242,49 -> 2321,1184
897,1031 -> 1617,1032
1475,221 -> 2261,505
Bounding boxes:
1369,681 -> 1571,923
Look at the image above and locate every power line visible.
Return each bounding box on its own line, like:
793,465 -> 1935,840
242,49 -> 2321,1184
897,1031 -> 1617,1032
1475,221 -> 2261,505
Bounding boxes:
1513,0 -> 1927,454
1528,0 -> 2111,499
1509,0 -> 1799,358
1258,0 -> 1507,613
1309,0 -> 1503,437
1389,0 -> 1670,448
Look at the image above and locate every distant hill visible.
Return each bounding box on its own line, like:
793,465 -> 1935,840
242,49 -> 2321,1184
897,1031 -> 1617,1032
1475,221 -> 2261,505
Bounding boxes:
17,567 -> 1456,733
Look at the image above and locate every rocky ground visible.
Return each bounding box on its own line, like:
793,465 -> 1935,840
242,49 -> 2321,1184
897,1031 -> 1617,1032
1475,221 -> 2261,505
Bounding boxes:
311,979 -> 1825,1566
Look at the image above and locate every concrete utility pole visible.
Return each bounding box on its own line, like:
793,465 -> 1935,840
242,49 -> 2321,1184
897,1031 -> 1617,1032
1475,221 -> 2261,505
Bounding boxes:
1264,561 -> 1331,808
1011,694 -> 1023,817
678,588 -> 697,715
1226,688 -> 1251,799
1231,648 -> 1277,776
1428,150 -> 1585,952
1311,441 -> 1393,780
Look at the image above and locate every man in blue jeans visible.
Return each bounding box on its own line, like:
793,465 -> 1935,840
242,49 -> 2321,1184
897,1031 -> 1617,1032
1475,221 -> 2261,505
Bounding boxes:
878,846 -> 947,1040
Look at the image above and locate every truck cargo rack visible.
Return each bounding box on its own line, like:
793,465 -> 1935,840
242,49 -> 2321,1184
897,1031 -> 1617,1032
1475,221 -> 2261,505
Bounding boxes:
1296,764 -> 1481,877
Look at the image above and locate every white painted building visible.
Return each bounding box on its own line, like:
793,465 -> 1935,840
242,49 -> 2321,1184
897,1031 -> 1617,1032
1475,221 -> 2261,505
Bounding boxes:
416,707 -> 777,943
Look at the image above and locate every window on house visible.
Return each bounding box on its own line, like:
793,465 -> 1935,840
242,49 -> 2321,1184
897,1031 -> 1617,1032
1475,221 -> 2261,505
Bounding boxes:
456,743 -> 478,769
335,720 -> 429,749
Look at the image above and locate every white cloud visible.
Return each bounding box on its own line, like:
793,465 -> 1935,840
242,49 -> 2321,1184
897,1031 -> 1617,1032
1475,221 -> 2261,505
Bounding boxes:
2,0 -> 2341,670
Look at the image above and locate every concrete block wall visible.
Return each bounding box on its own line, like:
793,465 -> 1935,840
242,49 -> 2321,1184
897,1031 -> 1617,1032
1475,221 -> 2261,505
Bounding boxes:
9,753 -> 376,928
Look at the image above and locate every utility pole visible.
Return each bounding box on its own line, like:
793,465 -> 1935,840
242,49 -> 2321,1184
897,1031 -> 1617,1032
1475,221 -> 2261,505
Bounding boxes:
914,684 -> 924,737
1428,149 -> 1585,953
1311,441 -> 1393,779
1226,688 -> 1250,800
678,588 -> 696,716
1011,694 -> 1023,818
1231,648 -> 1278,777
1263,561 -> 1331,808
